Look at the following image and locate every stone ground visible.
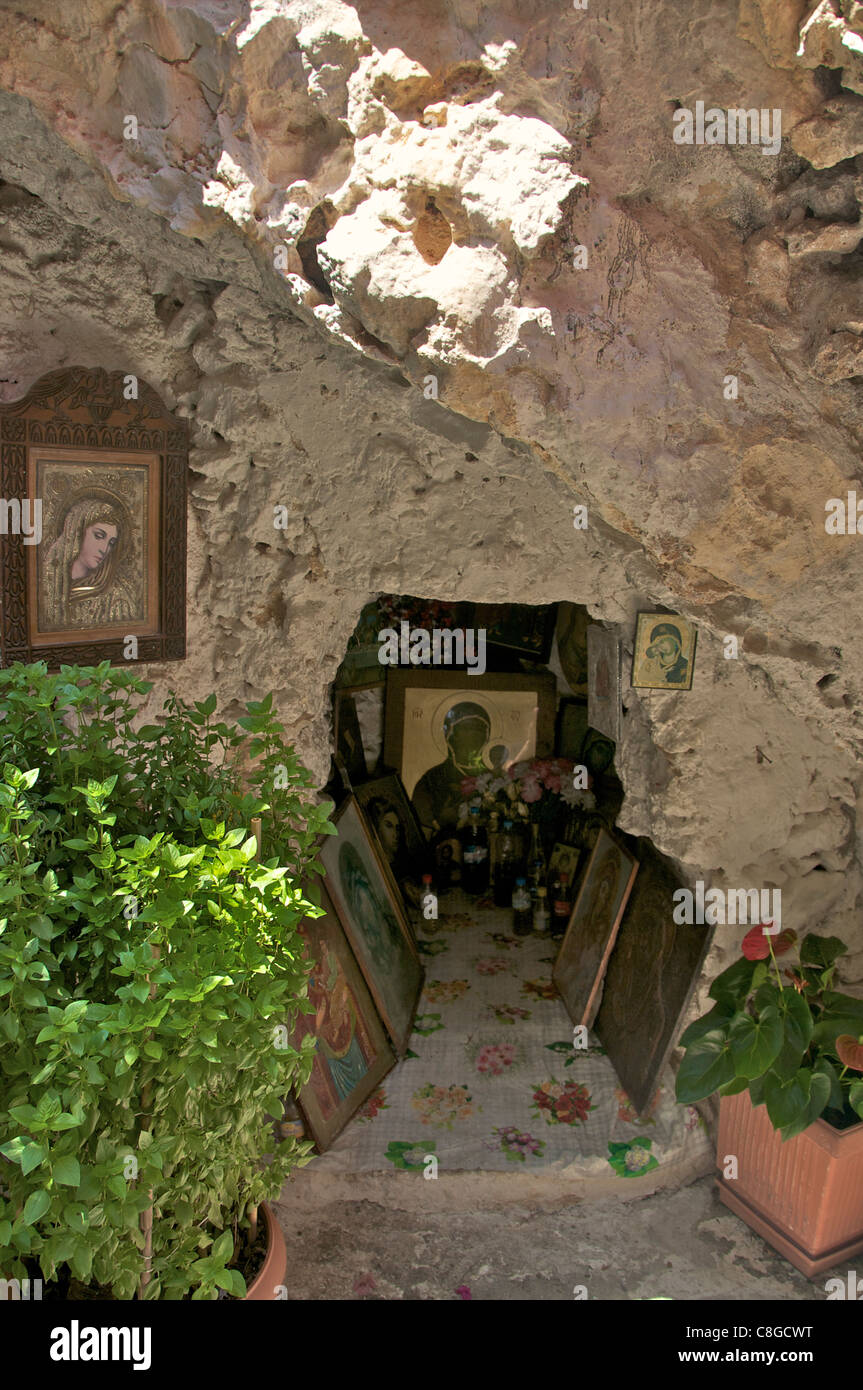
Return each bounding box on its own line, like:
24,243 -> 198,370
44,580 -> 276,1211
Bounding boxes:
274,1173 -> 831,1301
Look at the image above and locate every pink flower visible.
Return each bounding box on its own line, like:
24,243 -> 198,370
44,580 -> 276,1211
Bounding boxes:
475,957 -> 507,975
520,777 -> 543,804
461,775 -> 479,795
456,1285 -> 472,1300
353,1272 -> 377,1295
476,1043 -> 516,1076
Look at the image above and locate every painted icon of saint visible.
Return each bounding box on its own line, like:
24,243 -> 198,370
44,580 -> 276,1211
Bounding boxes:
43,493 -> 139,628
339,840 -> 407,978
306,942 -> 374,1110
366,795 -> 425,910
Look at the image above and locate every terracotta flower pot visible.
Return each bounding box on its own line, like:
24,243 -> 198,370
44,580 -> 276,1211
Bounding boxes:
716,1090 -> 863,1277
243,1202 -> 287,1301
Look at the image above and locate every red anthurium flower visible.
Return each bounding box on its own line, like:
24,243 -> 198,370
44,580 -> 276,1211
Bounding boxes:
741,925 -> 769,960
836,1035 -> 863,1071
741,924 -> 795,960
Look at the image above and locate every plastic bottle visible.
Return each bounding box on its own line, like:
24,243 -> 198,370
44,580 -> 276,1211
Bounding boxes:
533,886 -> 550,934
512,876 -> 532,936
421,872 -> 440,933
460,805 -> 489,895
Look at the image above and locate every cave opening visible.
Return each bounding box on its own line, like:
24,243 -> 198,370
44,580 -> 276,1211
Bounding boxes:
281,596 -> 714,1194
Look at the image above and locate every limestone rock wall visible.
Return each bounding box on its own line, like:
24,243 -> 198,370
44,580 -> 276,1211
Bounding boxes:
0,1 -> 862,1009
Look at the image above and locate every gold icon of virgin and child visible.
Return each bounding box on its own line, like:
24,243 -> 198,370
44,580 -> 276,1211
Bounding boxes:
32,458 -> 154,638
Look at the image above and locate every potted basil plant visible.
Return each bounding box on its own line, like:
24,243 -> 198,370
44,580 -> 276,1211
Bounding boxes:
0,662 -> 333,1299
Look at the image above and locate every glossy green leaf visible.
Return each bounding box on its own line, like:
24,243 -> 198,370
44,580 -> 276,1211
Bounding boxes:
69,1239 -> 93,1283
718,1075 -> 749,1097
675,1032 -> 735,1103
211,1229 -> 234,1264
52,1155 -> 80,1187
729,1007 -> 783,1078
22,1189 -> 51,1224
779,988 -> 813,1052
1,1137 -> 48,1176
764,1068 -> 824,1133
779,1071 -> 831,1142
799,934 -> 847,968
708,957 -> 756,1010
679,1003 -> 734,1050
813,1057 -> 844,1111
813,1015 -> 863,1051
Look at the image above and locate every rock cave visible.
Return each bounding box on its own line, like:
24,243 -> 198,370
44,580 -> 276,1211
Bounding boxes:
1,0 -> 863,1313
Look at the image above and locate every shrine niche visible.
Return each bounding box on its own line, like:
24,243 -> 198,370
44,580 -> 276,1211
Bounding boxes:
0,367 -> 187,668
305,593 -> 720,1184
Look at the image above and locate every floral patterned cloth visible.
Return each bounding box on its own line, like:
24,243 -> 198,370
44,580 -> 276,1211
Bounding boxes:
306,891 -> 711,1177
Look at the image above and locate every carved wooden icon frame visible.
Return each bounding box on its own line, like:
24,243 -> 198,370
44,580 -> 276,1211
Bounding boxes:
0,368 -> 187,668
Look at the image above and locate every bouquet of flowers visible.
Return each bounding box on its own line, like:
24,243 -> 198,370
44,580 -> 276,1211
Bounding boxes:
458,757 -> 595,827
343,595 -> 462,662
531,1078 -> 595,1126
375,593 -> 463,633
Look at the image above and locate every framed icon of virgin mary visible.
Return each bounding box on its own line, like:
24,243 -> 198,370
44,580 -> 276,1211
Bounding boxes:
0,367 -> 187,667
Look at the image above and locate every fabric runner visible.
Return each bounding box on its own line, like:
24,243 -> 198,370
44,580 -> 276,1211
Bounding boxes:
309,890 -> 712,1178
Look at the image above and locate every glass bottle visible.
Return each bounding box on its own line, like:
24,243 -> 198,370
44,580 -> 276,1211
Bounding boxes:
487,809 -> 500,895
494,818 -> 519,908
527,823 -> 547,901
533,885 -> 550,934
460,805 -> 489,895
551,870 -> 571,936
432,830 -> 458,891
512,876 -> 532,936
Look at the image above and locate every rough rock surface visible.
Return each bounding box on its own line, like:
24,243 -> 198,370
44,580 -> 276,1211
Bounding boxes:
274,1175 -> 826,1300
0,0 -> 862,1020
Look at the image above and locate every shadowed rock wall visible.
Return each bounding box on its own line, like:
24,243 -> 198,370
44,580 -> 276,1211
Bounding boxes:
0,1 -> 861,1015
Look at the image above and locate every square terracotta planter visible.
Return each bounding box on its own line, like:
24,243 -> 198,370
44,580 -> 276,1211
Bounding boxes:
716,1090 -> 863,1278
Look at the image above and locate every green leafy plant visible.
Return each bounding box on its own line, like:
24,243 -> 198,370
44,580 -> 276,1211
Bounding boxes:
0,661 -> 335,1298
676,924 -> 863,1140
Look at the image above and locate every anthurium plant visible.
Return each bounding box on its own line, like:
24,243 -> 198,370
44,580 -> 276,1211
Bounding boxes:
0,661 -> 334,1298
675,924 -> 863,1140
